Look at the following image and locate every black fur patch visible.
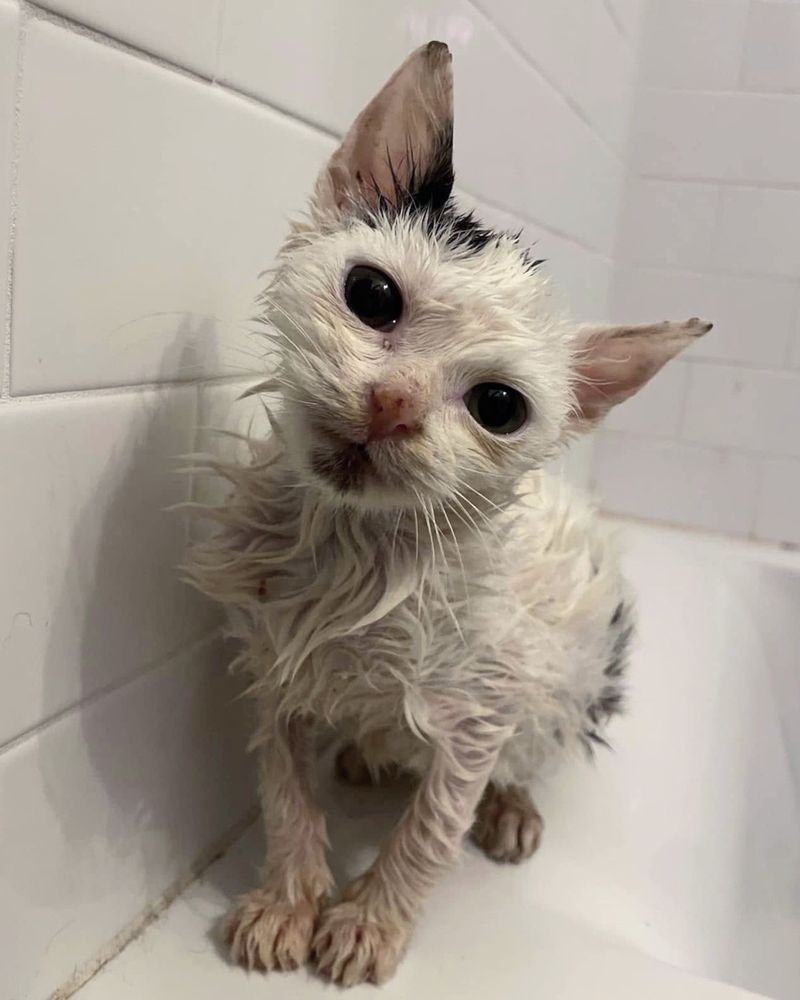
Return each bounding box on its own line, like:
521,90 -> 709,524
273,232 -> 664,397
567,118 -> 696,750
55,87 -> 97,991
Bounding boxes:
581,602 -> 634,756
364,128 -> 543,269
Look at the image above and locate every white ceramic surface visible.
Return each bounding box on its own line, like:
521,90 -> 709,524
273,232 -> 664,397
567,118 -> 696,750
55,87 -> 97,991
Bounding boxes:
34,0 -> 222,77
72,523 -> 799,999
12,18 -> 332,394
0,634 -> 256,1000
0,0 -> 17,390
592,434 -> 760,536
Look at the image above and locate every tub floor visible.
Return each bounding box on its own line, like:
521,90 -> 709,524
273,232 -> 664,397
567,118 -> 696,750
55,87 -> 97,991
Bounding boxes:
72,520 -> 799,999
72,775 -> 762,1000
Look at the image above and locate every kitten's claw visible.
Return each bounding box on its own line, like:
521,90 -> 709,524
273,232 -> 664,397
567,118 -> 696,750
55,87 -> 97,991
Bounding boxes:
471,781 -> 543,864
224,888 -> 317,973
311,901 -> 409,986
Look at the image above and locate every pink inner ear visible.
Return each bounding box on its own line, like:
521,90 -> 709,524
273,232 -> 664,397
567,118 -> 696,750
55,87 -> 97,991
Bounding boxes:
572,319 -> 712,426
315,42 -> 453,217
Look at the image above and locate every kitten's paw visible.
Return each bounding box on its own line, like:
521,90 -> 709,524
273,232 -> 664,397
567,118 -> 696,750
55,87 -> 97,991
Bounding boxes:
311,901 -> 409,986
471,781 -> 543,864
224,888 -> 317,973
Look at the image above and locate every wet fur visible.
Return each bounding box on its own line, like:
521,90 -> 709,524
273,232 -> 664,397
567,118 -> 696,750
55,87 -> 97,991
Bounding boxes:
187,41 -> 702,987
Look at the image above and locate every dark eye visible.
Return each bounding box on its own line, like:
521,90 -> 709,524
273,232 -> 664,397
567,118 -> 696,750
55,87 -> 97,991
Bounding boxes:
344,265 -> 403,331
464,382 -> 528,435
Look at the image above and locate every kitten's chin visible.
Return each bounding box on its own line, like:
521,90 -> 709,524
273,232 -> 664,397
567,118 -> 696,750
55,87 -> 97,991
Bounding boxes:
301,436 -> 430,514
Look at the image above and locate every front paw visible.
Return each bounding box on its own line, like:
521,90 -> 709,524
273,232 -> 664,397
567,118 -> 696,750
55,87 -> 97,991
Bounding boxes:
225,887 -> 317,973
311,901 -> 410,986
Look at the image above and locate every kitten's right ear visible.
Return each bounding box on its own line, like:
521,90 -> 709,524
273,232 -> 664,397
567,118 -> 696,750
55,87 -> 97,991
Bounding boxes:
312,41 -> 454,222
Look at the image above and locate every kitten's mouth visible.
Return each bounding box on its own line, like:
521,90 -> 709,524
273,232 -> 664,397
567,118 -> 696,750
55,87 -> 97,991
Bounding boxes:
310,440 -> 375,494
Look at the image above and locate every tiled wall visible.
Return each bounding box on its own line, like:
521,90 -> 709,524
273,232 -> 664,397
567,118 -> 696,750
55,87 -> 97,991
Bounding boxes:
0,3 -> 639,998
598,0 -> 800,547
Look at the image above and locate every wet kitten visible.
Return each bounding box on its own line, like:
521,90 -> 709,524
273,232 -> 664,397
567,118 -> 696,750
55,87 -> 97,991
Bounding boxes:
188,41 -> 710,987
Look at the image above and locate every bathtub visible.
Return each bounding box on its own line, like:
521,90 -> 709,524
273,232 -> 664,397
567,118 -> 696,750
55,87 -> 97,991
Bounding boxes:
72,521 -> 800,1000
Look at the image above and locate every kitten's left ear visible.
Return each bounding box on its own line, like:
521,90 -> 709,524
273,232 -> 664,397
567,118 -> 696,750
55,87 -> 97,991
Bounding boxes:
313,41 -> 454,221
569,318 -> 712,428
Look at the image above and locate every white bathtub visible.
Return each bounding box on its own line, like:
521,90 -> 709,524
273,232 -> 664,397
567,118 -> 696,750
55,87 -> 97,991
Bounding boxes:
72,521 -> 800,1000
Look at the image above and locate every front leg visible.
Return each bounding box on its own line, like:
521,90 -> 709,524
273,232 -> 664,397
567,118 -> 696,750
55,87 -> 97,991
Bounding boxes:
312,702 -> 514,986
226,711 -> 333,973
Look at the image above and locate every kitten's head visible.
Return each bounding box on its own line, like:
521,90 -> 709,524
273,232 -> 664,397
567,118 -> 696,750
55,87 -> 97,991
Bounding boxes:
263,42 -> 710,513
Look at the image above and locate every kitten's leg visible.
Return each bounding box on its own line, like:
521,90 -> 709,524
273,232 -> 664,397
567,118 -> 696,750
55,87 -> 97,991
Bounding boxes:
312,705 -> 513,986
471,781 -> 543,863
225,713 -> 333,973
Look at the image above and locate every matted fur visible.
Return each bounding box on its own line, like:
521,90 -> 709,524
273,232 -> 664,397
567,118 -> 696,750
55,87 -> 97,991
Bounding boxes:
186,41 -> 707,987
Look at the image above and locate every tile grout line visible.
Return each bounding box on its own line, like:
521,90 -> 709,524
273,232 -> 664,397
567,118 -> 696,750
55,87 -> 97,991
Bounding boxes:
467,0 -> 627,166
461,186 -> 613,261
0,371 -> 250,406
1,2 -> 29,400
0,626 -> 223,761
601,0 -> 628,43
22,0 -> 341,142
49,807 -> 260,1000
639,170 -> 800,193
601,424 -> 800,464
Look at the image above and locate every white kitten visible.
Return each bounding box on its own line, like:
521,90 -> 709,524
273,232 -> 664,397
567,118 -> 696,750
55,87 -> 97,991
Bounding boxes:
188,41 -> 710,987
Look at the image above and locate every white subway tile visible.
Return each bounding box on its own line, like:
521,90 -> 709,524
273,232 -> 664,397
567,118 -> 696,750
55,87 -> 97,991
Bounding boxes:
219,0 -> 625,253
616,179 -> 720,270
35,0 -> 221,77
467,199 -> 614,319
755,457 -> 800,545
484,0 -> 633,152
743,1 -> 800,93
634,89 -> 800,185
593,431 -> 759,534
606,0 -> 646,43
604,359 -> 689,437
12,21 -> 333,394
0,1 -> 17,390
0,387 -> 218,749
714,186 -> 800,278
682,363 -> 800,459
640,0 -> 748,91
0,635 -> 254,1000
611,267 -> 796,366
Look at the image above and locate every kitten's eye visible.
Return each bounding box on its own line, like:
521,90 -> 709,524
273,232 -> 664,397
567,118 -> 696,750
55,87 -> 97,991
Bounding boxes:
465,383 -> 528,435
344,265 -> 403,331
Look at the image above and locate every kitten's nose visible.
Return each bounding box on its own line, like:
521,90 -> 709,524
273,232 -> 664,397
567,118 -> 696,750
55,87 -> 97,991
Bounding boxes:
367,386 -> 422,441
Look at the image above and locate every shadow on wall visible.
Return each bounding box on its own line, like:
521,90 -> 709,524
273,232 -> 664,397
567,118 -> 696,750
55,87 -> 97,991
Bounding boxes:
22,323 -> 255,916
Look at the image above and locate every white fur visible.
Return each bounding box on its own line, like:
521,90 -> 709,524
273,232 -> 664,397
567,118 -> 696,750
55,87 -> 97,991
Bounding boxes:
186,41 -> 704,988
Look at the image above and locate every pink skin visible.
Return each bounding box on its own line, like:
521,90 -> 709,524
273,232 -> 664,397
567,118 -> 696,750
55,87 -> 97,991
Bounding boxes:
367,386 -> 424,441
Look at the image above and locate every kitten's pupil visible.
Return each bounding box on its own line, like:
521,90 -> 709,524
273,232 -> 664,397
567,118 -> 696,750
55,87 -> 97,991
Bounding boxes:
344,265 -> 403,332
465,383 -> 527,435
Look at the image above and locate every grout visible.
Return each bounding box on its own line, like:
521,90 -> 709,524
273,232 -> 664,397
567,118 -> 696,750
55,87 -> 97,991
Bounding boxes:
467,0 -> 627,167
460,186 -> 613,261
782,282 -> 800,367
211,0 -> 225,84
630,260 -> 800,285
21,1 -> 341,142
49,807 -> 260,1000
0,371 -> 248,406
601,0 -> 628,42
1,1 -> 28,400
639,171 -> 800,194
602,424 -> 800,465
0,627 -> 223,760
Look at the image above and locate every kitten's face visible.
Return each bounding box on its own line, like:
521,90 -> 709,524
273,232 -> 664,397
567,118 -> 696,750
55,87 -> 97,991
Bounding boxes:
256,41 -> 708,515
268,214 -> 572,513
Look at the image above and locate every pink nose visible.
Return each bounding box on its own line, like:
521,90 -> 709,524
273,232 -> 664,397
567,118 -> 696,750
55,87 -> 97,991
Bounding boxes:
367,386 -> 422,441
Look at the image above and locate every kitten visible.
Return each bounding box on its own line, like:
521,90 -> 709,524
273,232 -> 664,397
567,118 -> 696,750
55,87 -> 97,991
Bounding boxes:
188,41 -> 710,987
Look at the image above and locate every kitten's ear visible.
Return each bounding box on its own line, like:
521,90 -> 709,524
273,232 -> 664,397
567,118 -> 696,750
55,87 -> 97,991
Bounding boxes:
313,41 -> 454,221
569,318 -> 712,428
